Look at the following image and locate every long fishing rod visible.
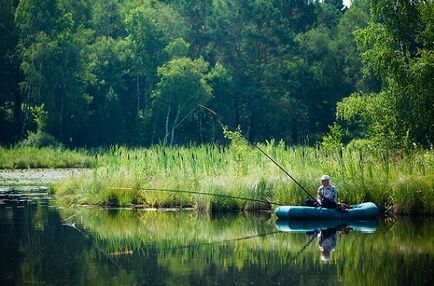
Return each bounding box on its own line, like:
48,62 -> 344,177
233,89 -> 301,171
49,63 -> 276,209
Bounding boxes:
132,103 -> 318,205
289,233 -> 317,262
198,104 -> 320,205
253,144 -> 318,203
162,104 -> 201,144
110,187 -> 284,206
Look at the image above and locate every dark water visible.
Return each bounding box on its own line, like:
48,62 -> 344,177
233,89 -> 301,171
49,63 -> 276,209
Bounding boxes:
1,189 -> 434,286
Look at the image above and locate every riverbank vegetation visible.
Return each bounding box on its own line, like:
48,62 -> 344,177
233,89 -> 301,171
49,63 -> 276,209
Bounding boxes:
0,146 -> 97,169
54,143 -> 434,214
1,1 -> 433,214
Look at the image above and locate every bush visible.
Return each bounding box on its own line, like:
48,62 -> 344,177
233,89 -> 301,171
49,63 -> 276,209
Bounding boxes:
18,131 -> 63,148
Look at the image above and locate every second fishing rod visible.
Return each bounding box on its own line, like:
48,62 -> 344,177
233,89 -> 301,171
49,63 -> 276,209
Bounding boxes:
197,104 -> 320,205
143,103 -> 320,206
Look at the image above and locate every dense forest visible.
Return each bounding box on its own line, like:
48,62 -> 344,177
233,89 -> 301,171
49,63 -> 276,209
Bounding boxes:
0,0 -> 432,148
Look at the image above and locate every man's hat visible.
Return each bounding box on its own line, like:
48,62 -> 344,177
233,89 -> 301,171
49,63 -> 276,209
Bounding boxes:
320,175 -> 330,181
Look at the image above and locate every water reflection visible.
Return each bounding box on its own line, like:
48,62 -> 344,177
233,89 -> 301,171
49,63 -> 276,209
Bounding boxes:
276,219 -> 378,263
1,192 -> 434,286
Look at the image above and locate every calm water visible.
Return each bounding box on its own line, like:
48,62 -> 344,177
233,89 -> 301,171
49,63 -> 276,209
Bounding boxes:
1,189 -> 434,286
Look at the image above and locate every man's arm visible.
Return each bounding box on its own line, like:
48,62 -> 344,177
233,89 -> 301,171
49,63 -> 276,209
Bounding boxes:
331,186 -> 338,202
317,187 -> 323,202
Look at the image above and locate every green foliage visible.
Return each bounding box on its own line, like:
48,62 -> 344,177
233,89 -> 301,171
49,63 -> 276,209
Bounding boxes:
1,0 -> 374,147
223,126 -> 248,153
30,104 -> 48,132
17,104 -> 62,148
153,57 -> 212,145
53,145 -> 434,214
336,0 -> 434,148
0,0 -> 21,144
164,37 -> 190,59
336,92 -> 399,148
18,130 -> 62,148
321,123 -> 344,151
1,0 -> 432,149
0,146 -> 96,169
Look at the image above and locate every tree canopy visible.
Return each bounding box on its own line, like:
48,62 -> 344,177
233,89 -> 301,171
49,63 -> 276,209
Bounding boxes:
0,0 -> 432,148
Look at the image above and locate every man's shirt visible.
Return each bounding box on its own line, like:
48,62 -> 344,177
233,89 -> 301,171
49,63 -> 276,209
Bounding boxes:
317,185 -> 337,203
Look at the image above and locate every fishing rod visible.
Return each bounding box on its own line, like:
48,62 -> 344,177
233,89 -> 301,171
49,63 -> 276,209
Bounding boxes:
198,104 -> 320,205
289,233 -> 317,262
162,104 -> 202,144
110,187 -> 284,206
123,103 -> 318,205
253,144 -> 318,203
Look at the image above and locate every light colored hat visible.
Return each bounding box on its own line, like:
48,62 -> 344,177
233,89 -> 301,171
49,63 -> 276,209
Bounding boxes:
320,175 -> 330,181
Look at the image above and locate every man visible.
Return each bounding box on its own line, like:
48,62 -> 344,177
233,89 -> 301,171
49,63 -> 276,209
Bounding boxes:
317,175 -> 338,208
305,175 -> 338,208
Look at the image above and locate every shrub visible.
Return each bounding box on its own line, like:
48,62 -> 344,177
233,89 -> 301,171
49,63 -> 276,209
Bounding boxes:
18,131 -> 63,148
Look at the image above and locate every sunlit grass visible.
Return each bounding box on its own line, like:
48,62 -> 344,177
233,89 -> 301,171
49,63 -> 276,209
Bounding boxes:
53,144 -> 434,214
0,146 -> 97,169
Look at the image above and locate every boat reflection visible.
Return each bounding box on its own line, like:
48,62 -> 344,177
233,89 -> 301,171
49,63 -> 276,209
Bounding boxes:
275,219 -> 378,262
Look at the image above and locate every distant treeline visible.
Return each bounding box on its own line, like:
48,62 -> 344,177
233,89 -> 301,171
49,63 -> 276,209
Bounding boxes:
0,0 -> 432,148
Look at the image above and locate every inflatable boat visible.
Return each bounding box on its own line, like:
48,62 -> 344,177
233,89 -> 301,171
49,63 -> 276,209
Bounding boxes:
275,218 -> 378,233
275,202 -> 379,219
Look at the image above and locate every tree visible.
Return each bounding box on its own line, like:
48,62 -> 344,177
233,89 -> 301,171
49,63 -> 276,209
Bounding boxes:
2,0 -> 388,147
91,0 -> 125,37
14,0 -> 89,145
152,57 -> 212,145
336,0 -> 434,148
334,0 -> 378,92
81,36 -> 133,145
0,0 -> 21,144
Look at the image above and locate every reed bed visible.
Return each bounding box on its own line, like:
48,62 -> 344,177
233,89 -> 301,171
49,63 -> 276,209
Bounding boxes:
0,146 -> 97,169
53,144 -> 434,214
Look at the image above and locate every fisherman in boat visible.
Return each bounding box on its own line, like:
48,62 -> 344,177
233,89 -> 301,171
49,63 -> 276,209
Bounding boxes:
306,175 -> 342,209
317,175 -> 338,208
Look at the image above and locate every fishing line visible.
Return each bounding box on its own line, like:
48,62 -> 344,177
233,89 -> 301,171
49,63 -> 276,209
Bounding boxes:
253,144 -> 318,204
161,104 -> 201,144
109,187 -> 284,206
111,103 -> 319,206
197,104 -> 320,205
289,233 -> 317,262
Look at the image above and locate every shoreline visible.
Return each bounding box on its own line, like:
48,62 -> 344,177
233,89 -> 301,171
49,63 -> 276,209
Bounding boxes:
0,168 -> 91,186
2,144 -> 434,215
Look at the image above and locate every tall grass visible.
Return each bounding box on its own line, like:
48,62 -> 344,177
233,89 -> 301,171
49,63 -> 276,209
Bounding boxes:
0,146 -> 97,169
53,144 -> 434,214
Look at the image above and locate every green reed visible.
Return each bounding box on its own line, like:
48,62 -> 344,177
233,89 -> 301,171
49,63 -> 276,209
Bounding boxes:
53,144 -> 434,214
0,146 -> 97,169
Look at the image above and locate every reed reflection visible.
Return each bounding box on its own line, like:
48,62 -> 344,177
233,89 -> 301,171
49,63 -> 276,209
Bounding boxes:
275,219 -> 378,262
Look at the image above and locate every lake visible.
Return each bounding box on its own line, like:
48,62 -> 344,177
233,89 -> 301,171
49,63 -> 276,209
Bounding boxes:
1,187 -> 433,286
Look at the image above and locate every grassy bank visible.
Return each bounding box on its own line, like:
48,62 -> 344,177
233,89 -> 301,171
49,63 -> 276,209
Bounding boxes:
0,146 -> 97,169
53,144 -> 434,214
